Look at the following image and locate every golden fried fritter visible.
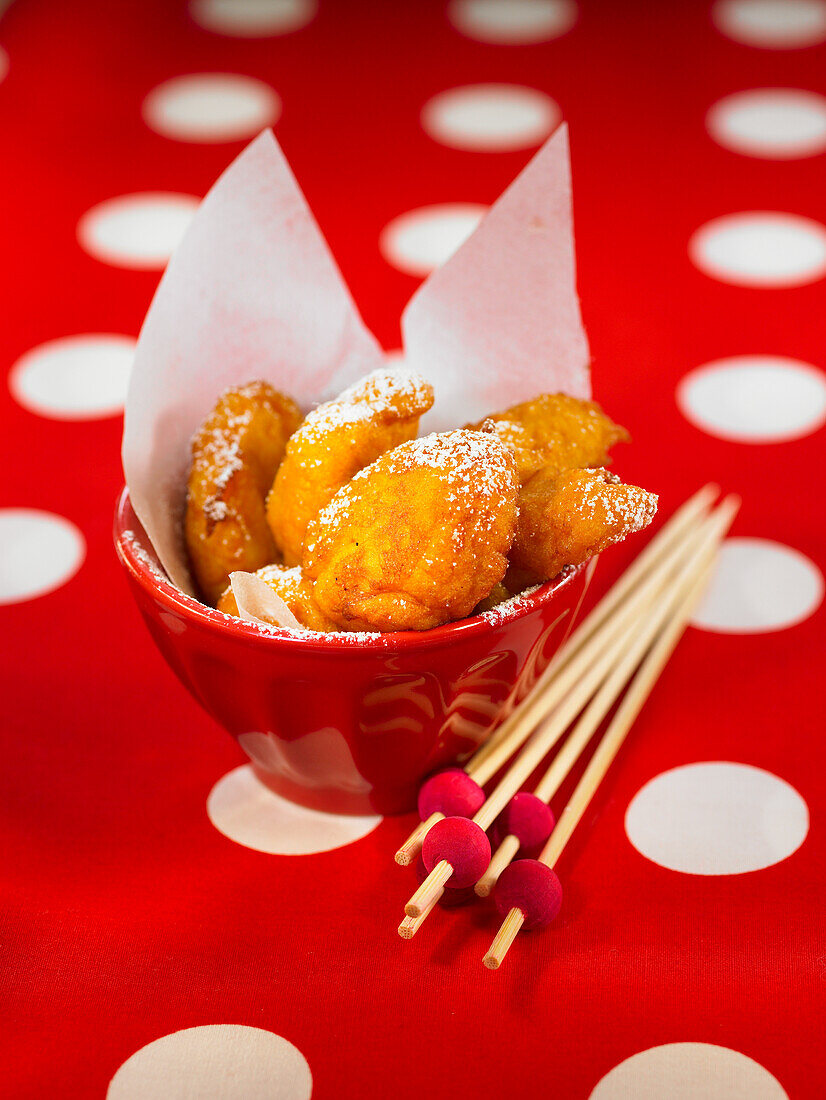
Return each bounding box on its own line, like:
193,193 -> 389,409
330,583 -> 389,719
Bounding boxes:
303,430 -> 519,632
267,368 -> 434,566
217,563 -> 336,632
509,466 -> 657,584
468,393 -> 629,484
186,381 -> 302,604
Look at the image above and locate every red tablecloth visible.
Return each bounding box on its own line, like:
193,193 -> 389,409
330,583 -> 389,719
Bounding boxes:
2,2 -> 824,1097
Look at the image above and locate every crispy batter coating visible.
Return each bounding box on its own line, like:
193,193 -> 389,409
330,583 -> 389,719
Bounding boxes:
216,564 -> 336,632
468,393 -> 629,484
303,430 -> 519,632
267,367 -> 435,566
509,466 -> 658,584
185,381 -> 302,604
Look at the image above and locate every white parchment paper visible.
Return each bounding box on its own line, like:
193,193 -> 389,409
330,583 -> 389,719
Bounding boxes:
229,572 -> 302,629
403,124 -> 590,429
122,124 -> 590,596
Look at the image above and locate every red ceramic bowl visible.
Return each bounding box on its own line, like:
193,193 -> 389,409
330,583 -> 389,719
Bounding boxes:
114,488 -> 592,815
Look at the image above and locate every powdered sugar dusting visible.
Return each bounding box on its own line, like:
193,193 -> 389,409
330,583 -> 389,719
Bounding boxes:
313,428 -> 517,543
214,584 -> 557,641
256,563 -> 304,585
189,383 -> 264,535
338,365 -> 431,410
476,584 -> 544,626
394,428 -> 513,481
203,497 -> 230,522
297,399 -> 375,442
294,367 -> 432,452
565,469 -> 658,535
121,529 -> 171,582
222,614 -> 385,643
190,383 -> 261,466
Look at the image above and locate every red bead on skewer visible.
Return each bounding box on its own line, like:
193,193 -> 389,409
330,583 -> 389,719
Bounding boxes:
405,816 -> 491,919
418,768 -> 485,820
491,792 -> 554,855
421,817 -> 491,889
494,860 -> 563,930
477,791 -> 555,897
395,768 -> 486,867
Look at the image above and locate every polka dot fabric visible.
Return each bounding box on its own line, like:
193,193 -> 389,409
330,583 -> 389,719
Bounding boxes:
0,2 -> 823,1098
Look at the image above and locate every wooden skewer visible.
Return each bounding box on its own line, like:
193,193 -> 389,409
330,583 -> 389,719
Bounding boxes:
404,500 -> 733,922
394,486 -> 719,866
474,502 -> 732,896
466,482 -> 718,777
463,489 -> 719,789
473,614 -> 641,894
475,834 -> 521,896
535,482 -> 719,674
483,545 -> 725,970
545,563 -> 718,869
398,888 -> 444,939
485,906 -> 526,967
395,813 -> 442,866
471,500 -> 731,828
405,860 -> 453,918
404,604 -> 647,918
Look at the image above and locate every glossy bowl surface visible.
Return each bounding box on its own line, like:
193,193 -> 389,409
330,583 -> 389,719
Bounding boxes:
114,488 -> 592,814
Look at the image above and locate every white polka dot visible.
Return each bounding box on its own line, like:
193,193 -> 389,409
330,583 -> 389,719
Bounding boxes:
78,193 -> 199,270
0,509 -> 85,605
207,765 -> 381,855
692,537 -> 823,633
143,74 -> 280,143
689,212 -> 826,287
421,84 -> 560,152
380,204 -> 487,277
190,0 -> 317,36
448,0 -> 577,43
713,0 -> 826,48
678,355 -> 826,443
590,1042 -> 788,1099
625,763 -> 809,876
108,1025 -> 312,1100
9,334 -> 136,420
708,88 -> 826,158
